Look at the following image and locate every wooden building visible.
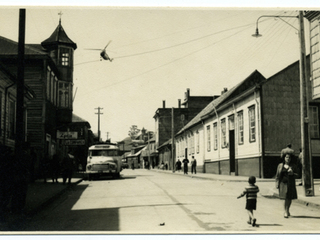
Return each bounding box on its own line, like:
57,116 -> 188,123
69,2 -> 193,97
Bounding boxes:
175,57 -> 320,178
0,63 -> 35,150
0,18 -> 77,170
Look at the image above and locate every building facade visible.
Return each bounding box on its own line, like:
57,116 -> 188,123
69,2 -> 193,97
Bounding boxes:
154,89 -> 215,169
175,58 -> 320,178
0,63 -> 35,151
0,18 -> 78,175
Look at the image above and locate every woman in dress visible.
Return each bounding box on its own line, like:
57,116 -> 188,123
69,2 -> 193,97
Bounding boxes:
275,153 -> 298,218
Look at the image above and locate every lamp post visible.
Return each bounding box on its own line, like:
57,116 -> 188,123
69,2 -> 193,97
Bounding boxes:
253,12 -> 314,196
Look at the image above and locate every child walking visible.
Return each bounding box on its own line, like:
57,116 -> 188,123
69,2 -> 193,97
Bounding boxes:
237,176 -> 260,227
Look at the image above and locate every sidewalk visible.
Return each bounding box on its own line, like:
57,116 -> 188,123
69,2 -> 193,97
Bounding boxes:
151,168 -> 320,209
0,173 -> 84,231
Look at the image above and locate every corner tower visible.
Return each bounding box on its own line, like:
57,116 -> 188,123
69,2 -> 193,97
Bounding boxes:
41,16 -> 77,123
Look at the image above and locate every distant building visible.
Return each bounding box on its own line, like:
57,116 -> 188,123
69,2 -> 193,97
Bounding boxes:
154,89 -> 216,169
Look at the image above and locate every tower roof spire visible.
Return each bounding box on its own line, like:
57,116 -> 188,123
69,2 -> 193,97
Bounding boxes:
41,11 -> 77,50
58,11 -> 63,25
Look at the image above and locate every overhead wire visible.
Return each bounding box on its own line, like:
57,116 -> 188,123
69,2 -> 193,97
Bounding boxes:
224,12 -> 299,85
113,23 -> 255,60
77,24 -> 255,98
113,11 -> 246,50
77,10 -> 300,99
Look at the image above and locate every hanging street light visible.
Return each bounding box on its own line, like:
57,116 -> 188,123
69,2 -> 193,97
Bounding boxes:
252,12 -> 314,197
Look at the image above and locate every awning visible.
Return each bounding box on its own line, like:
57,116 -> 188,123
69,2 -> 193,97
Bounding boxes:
126,149 -> 143,158
141,149 -> 158,157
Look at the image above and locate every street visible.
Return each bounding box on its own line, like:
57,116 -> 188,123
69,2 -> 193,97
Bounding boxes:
22,169 -> 320,233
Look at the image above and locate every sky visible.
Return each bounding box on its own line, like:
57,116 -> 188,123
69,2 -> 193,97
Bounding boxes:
0,1 -> 319,143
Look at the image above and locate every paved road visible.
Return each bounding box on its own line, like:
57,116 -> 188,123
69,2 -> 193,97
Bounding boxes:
22,169 -> 320,233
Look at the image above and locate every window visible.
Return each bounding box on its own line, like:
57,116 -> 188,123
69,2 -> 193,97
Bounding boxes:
196,131 -> 200,153
248,106 -> 256,142
221,118 -> 227,148
8,98 -> 16,139
58,82 -> 70,108
46,67 -> 51,100
50,72 -> 54,102
238,111 -> 244,144
191,134 -> 195,154
61,48 -> 71,66
207,125 -> 211,152
213,122 -> 218,150
54,77 -> 58,106
310,106 -> 319,138
228,115 -> 234,130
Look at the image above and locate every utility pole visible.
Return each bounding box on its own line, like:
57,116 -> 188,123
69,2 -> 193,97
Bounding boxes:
172,107 -> 175,173
298,11 -> 314,196
15,9 -> 26,156
95,107 -> 103,142
253,12 -> 314,197
148,131 -> 151,169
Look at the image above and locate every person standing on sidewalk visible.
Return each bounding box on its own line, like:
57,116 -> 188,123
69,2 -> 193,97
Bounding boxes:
298,148 -> 303,186
175,159 -> 182,172
275,153 -> 298,218
182,157 -> 189,174
237,176 -> 260,227
51,154 -> 60,183
191,156 -> 197,174
61,150 -> 75,184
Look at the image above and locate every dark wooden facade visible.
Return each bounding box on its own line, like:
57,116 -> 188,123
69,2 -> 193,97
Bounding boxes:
0,19 -> 78,176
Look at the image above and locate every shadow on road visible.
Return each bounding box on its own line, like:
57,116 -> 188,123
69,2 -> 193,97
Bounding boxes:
257,224 -> 282,226
290,215 -> 320,219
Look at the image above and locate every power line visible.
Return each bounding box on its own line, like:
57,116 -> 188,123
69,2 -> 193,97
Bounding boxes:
113,23 -> 254,60
77,24 -> 254,98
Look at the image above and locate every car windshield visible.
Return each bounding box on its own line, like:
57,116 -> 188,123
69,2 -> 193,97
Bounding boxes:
91,150 -> 118,157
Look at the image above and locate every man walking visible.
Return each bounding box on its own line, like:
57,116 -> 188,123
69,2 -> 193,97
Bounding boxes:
191,156 -> 197,174
182,157 -> 189,174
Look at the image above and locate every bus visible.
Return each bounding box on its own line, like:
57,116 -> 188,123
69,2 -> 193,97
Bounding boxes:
85,144 -> 122,180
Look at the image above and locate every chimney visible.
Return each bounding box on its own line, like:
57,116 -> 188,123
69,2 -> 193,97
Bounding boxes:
221,88 -> 228,95
178,99 -> 181,108
162,100 -> 166,108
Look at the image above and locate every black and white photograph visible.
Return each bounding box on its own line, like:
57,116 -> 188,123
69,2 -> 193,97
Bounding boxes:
0,0 -> 320,238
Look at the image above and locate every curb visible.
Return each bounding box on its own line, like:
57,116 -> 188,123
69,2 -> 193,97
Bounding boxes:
26,178 -> 83,217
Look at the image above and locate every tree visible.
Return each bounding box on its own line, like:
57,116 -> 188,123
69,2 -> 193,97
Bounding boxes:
128,125 -> 140,140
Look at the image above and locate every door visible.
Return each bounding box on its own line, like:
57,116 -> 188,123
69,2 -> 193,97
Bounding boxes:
228,115 -> 235,174
229,130 -> 235,173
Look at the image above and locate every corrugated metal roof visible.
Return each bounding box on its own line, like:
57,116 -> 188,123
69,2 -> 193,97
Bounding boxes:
41,21 -> 77,50
72,113 -> 91,128
0,36 -> 47,56
176,70 -> 265,135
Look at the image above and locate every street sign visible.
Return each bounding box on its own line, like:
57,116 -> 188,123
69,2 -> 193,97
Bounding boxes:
57,130 -> 78,139
63,139 -> 85,145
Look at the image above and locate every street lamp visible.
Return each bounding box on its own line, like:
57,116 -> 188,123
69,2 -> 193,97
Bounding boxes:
253,12 -> 314,196
252,15 -> 298,38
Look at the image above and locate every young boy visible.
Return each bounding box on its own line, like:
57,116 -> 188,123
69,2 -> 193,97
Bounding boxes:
237,176 -> 260,227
